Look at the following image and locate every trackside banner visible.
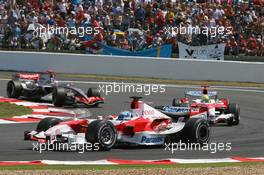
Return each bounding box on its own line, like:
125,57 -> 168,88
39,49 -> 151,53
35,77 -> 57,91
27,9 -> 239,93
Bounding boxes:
100,44 -> 172,58
178,42 -> 226,60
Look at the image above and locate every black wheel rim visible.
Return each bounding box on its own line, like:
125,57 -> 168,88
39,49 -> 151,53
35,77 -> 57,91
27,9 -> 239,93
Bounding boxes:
197,125 -> 209,142
100,127 -> 114,145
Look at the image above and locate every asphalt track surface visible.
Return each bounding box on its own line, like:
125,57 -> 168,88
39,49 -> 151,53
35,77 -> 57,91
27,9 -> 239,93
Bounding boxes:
0,78 -> 264,161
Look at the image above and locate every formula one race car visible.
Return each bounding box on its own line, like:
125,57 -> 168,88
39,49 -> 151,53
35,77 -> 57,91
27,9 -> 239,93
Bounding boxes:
6,71 -> 104,107
24,97 -> 210,151
155,86 -> 240,126
52,86 -> 104,107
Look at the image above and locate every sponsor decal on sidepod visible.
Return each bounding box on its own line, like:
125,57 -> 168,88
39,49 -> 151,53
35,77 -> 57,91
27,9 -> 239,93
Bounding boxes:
141,136 -> 164,144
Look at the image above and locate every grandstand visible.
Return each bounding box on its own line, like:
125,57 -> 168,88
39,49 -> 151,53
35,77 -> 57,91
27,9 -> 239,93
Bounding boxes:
0,0 -> 263,57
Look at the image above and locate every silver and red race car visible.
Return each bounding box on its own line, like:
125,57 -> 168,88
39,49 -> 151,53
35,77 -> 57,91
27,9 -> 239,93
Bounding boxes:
24,97 -> 211,151
156,86 -> 240,126
6,71 -> 104,107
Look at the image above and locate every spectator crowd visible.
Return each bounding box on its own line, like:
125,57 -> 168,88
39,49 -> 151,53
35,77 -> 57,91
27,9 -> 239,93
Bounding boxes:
0,0 -> 263,56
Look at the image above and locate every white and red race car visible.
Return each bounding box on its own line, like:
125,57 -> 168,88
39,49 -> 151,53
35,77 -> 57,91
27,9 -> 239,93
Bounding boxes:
24,97 -> 210,151
156,86 -> 240,126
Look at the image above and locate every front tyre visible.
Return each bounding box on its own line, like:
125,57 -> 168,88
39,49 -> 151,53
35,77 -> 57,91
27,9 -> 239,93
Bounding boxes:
86,120 -> 117,151
52,87 -> 66,107
182,118 -> 210,145
87,87 -> 101,97
6,80 -> 22,98
228,103 -> 240,125
36,117 -> 62,132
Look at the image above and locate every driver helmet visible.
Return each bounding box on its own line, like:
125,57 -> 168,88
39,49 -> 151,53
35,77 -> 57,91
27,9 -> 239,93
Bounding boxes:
118,111 -> 132,121
201,94 -> 210,103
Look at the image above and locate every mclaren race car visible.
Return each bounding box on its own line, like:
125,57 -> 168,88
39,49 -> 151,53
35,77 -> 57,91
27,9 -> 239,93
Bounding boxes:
24,97 -> 211,151
155,86 -> 240,126
6,71 -> 104,107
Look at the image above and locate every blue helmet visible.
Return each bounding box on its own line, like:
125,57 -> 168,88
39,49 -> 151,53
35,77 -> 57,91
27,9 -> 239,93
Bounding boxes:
118,111 -> 132,120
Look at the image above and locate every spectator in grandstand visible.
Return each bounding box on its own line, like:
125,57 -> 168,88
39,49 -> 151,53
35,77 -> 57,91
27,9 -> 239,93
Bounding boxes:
256,37 -> 264,56
225,36 -> 238,55
0,0 -> 262,57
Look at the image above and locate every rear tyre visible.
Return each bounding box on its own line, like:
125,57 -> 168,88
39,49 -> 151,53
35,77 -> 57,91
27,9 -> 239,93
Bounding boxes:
228,103 -> 240,125
36,117 -> 62,132
6,80 -> 22,98
52,87 -> 66,107
182,118 -> 210,145
87,87 -> 101,97
86,120 -> 117,151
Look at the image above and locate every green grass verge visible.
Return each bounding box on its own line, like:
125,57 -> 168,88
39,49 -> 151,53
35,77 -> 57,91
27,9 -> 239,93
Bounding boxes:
0,162 -> 263,170
0,102 -> 32,118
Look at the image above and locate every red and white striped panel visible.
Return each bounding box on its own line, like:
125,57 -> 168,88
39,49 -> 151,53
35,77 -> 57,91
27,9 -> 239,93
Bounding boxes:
0,97 -> 75,124
0,157 -> 264,166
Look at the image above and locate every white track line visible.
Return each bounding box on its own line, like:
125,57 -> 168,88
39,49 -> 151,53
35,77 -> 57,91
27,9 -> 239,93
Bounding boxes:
57,80 -> 264,93
1,79 -> 264,93
0,119 -> 17,124
42,160 -> 118,165
170,158 -> 239,164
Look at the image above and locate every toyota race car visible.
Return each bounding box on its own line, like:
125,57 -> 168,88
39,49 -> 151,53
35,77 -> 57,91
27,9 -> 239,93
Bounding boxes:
155,86 -> 240,126
6,71 -> 104,107
24,97 -> 211,151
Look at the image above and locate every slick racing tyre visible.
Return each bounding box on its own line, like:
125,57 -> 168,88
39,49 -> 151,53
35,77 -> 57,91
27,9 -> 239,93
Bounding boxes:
36,117 -> 62,132
227,117 -> 234,126
87,87 -> 101,97
6,80 -> 22,98
52,87 -> 66,107
227,103 -> 240,126
182,118 -> 210,145
172,98 -> 181,107
86,120 -> 117,151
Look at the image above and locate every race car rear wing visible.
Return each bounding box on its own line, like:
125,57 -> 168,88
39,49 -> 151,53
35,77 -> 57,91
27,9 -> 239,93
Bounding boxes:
12,73 -> 40,81
185,91 -> 218,97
